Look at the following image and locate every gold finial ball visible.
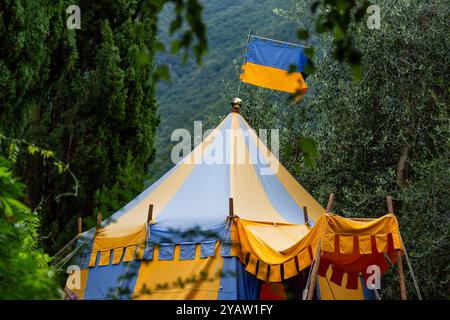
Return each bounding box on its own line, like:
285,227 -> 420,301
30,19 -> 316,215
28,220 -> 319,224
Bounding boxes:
231,97 -> 242,108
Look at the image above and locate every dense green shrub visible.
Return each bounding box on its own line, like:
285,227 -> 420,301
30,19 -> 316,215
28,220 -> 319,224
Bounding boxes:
0,157 -> 60,299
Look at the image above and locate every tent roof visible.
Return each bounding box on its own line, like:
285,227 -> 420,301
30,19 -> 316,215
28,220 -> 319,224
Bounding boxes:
85,112 -> 324,246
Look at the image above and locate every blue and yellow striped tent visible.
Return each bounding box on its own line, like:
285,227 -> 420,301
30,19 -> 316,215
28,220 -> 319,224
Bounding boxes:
69,110 -> 401,300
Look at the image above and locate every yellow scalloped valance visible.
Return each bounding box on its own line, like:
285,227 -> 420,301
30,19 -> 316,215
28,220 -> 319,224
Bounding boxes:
232,213 -> 403,285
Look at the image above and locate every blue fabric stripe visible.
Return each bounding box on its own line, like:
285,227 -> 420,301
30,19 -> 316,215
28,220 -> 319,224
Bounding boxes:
245,37 -> 308,73
150,223 -> 226,244
200,241 -> 216,258
179,243 -> 196,260
142,244 -> 154,261
221,227 -> 232,257
83,261 -> 141,300
360,276 -> 376,300
237,116 -> 304,224
157,244 -> 175,261
218,257 -> 261,300
315,276 -> 322,300
153,116 -> 232,234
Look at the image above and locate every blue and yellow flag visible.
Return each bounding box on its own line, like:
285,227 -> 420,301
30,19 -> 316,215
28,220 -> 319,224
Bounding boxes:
240,37 -> 308,97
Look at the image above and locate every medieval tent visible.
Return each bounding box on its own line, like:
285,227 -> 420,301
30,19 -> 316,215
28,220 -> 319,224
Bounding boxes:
67,109 -> 407,300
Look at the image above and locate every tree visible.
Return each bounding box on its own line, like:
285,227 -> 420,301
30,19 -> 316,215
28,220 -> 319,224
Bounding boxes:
18,2 -> 159,253
237,0 -> 449,299
0,0 -> 209,257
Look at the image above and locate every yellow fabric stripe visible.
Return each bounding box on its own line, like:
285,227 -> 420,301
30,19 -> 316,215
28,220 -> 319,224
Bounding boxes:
317,267 -> 364,300
247,223 -> 310,252
239,115 -> 325,222
98,250 -> 111,266
132,242 -> 223,300
123,245 -> 137,262
229,113 -> 290,223
236,217 -> 323,267
240,62 -> 308,94
283,258 -> 298,279
88,252 -> 97,267
269,264 -> 282,282
93,228 -> 147,252
257,261 -> 268,281
112,248 -> 124,265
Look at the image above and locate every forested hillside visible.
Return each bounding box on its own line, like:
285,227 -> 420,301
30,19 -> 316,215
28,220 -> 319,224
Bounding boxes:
150,0 -> 300,180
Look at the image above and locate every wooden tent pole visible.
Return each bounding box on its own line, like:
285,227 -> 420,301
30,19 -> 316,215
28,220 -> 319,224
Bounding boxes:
397,250 -> 407,300
325,193 -> 335,213
96,212 -> 102,227
229,197 -> 234,219
77,216 -> 82,235
386,196 -> 407,300
303,206 -> 309,226
306,242 -> 321,300
147,204 -> 154,224
387,195 -> 394,214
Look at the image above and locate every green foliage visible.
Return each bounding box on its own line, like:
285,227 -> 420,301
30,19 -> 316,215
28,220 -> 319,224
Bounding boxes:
90,153 -> 148,226
1,0 -> 210,258
0,157 -> 60,299
23,2 -> 159,253
235,0 -> 449,299
294,0 -> 370,80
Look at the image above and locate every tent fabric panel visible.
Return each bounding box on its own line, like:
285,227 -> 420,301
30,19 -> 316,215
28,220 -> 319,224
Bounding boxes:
229,114 -> 290,224
123,245 -> 137,262
99,250 -> 111,266
269,264 -> 282,282
154,118 -> 231,233
238,116 -> 304,224
246,223 -> 310,252
83,115 -> 231,243
317,267 -> 365,300
201,241 -> 217,258
83,260 -> 141,300
283,258 -> 298,279
112,248 -> 124,265
89,251 -> 98,267
245,255 -> 258,275
149,223 -> 226,245
132,243 -> 223,300
158,244 -> 175,261
218,257 -> 261,300
142,244 -> 154,260
180,243 -> 196,260
239,115 -> 324,223
234,214 -> 402,284
360,276 -> 376,300
91,227 -> 147,257
257,261 -> 269,281
73,253 -> 90,269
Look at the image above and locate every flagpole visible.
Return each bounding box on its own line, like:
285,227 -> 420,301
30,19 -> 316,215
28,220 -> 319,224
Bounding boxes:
236,29 -> 252,97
